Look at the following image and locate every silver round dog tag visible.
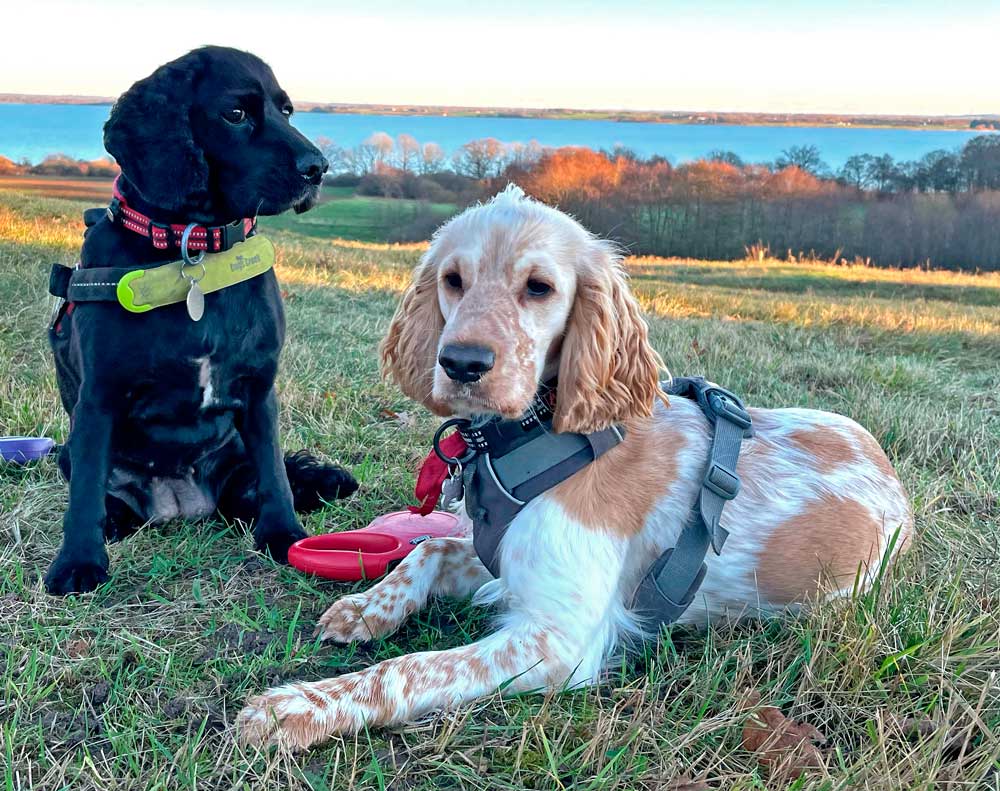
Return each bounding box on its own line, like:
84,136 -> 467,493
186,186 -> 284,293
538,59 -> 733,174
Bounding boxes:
186,281 -> 205,321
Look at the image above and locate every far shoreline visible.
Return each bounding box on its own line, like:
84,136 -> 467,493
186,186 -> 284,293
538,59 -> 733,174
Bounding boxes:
1,94 -> 996,133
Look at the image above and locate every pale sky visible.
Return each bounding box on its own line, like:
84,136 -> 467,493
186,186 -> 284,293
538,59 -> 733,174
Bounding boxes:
3,0 -> 996,115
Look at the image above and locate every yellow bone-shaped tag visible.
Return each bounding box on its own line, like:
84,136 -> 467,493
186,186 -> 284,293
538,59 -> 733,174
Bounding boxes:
116,235 -> 274,313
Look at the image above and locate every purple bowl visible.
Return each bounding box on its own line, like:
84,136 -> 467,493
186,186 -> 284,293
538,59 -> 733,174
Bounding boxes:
0,436 -> 56,464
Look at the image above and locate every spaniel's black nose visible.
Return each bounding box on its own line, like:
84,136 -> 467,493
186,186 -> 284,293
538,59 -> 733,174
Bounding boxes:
297,151 -> 328,185
438,344 -> 495,383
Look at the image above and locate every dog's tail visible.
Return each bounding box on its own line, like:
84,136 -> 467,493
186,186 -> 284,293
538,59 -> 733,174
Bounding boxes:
284,450 -> 358,513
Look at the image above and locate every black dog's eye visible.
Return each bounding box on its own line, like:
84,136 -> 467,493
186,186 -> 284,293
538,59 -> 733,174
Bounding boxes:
444,272 -> 463,291
281,105 -> 294,117
222,108 -> 247,125
526,279 -> 552,297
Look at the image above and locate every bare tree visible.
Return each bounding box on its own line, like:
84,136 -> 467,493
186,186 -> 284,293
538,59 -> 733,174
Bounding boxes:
396,133 -> 420,173
453,138 -> 508,179
839,154 -> 872,190
349,131 -> 395,176
776,145 -> 828,177
419,142 -> 446,174
315,136 -> 349,175
506,140 -> 545,170
865,154 -> 898,192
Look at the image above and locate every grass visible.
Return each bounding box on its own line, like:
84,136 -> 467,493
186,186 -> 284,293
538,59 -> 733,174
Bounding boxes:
1,190 -> 999,790
0,178 -> 459,245
261,191 -> 458,243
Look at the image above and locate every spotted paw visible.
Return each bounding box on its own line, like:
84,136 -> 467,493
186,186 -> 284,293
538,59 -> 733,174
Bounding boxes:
237,681 -> 358,750
316,592 -> 412,643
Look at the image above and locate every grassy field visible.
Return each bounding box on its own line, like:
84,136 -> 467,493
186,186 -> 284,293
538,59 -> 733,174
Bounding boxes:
262,189 -> 457,243
1,190 -> 998,790
0,178 -> 458,245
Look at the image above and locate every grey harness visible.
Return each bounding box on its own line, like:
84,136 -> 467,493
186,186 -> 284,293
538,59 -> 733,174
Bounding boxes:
433,377 -> 753,630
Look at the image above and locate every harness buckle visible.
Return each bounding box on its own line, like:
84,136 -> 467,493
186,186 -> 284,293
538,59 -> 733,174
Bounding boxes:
704,462 -> 740,500
703,387 -> 752,431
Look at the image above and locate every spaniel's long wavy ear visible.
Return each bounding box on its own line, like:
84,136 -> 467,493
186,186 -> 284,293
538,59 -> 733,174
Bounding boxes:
380,258 -> 447,413
103,59 -> 210,214
553,240 -> 666,434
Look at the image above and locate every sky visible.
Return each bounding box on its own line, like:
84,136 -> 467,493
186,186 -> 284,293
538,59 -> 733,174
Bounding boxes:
2,0 -> 996,116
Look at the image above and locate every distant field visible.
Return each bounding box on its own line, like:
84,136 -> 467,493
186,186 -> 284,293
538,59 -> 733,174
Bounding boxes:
0,177 -> 458,244
1,191 -> 998,790
0,175 -> 112,202
261,190 -> 458,243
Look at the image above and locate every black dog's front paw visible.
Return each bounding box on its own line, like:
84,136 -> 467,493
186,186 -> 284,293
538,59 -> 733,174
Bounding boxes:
284,450 -> 359,513
253,522 -> 307,564
44,547 -> 110,595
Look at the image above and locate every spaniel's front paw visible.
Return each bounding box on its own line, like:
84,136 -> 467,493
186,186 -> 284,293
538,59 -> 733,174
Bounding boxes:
237,680 -> 360,750
316,591 -> 415,643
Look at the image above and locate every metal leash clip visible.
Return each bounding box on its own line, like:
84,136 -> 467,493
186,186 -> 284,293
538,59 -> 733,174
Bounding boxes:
179,223 -> 207,321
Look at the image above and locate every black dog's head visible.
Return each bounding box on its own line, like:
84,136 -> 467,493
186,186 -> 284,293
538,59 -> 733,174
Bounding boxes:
104,46 -> 326,221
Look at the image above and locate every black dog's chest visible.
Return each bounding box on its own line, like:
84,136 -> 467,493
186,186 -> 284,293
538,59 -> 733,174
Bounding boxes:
125,284 -> 280,410
60,273 -> 287,469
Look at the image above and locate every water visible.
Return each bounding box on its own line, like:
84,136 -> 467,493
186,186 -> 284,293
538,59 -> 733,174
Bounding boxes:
0,103 -> 991,170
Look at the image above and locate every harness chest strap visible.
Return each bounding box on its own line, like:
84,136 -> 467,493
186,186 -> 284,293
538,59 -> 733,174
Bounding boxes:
48,234 -> 275,313
464,423 -> 626,578
424,376 -> 753,631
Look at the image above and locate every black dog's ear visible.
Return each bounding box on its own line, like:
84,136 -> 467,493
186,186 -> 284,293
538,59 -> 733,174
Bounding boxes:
104,61 -> 209,213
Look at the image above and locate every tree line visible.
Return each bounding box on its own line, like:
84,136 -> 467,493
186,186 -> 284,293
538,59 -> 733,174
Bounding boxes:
0,153 -> 119,178
321,132 -> 1000,269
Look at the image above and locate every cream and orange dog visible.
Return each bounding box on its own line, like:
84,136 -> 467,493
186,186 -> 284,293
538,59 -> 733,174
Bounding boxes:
238,186 -> 912,749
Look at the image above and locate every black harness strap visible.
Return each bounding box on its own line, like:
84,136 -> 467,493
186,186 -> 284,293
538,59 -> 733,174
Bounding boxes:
463,416 -> 625,578
435,376 -> 752,629
629,377 -> 753,629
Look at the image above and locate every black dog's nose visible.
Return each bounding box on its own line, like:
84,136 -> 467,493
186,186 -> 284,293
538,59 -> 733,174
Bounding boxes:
297,151 -> 328,185
438,344 -> 495,383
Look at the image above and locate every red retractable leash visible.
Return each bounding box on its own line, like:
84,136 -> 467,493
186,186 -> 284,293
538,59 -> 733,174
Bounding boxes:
288,428 -> 469,582
287,510 -> 463,581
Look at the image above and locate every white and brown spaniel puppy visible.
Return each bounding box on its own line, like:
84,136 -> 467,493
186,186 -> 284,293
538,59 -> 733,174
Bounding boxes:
238,186 -> 912,749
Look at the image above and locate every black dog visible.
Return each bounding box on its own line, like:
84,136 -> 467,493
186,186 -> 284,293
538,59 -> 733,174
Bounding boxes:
46,47 -> 357,595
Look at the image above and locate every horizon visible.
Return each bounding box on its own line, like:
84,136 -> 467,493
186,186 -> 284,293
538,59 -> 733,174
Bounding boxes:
2,0 -> 996,117
1,93 -> 995,121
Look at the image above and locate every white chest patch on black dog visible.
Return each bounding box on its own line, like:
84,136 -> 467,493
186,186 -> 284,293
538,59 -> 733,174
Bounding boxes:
196,356 -> 216,409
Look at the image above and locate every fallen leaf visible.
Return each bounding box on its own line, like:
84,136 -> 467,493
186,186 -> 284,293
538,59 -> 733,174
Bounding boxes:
323,390 -> 336,401
742,700 -> 827,780
65,638 -> 90,659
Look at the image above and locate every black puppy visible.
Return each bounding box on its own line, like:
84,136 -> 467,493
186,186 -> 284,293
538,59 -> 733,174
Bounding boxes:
46,47 -> 357,595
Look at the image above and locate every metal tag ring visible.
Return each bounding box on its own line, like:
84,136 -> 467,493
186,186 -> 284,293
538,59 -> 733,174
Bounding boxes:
433,418 -> 477,465
179,223 -> 207,271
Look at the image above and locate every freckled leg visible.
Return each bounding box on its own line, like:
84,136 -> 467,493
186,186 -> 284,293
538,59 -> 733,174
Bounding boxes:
238,623 -> 561,750
317,537 -> 490,643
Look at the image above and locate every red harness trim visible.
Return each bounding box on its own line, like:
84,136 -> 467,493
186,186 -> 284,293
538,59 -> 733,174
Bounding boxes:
109,177 -> 255,253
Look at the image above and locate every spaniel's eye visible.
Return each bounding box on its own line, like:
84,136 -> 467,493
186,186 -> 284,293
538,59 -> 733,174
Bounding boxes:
281,105 -> 293,117
526,279 -> 552,297
444,272 -> 463,291
222,108 -> 247,124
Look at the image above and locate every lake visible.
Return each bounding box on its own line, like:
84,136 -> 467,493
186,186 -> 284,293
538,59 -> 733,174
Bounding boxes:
0,103 -> 991,170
